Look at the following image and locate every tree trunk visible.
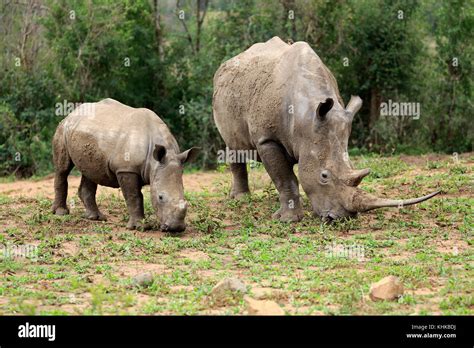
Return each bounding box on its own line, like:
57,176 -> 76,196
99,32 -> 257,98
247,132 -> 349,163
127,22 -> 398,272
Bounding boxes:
281,0 -> 297,41
369,88 -> 381,147
195,0 -> 209,53
154,0 -> 164,62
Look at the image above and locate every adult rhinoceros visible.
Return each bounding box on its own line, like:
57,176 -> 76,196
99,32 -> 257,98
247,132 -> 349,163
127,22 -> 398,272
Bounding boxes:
213,37 -> 439,222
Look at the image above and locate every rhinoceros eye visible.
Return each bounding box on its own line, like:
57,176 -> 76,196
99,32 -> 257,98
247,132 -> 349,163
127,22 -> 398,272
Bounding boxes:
320,170 -> 330,184
158,194 -> 165,202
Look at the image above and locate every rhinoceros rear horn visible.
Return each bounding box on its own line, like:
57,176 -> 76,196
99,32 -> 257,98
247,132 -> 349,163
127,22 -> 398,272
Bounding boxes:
316,97 -> 334,121
343,168 -> 371,187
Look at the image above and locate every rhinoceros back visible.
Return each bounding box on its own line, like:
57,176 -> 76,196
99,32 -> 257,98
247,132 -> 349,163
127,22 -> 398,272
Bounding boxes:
61,98 -> 176,187
213,37 -> 292,149
213,36 -> 343,152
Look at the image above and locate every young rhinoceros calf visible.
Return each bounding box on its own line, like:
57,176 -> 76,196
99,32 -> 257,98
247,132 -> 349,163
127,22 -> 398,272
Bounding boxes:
213,37 -> 439,222
52,98 -> 199,232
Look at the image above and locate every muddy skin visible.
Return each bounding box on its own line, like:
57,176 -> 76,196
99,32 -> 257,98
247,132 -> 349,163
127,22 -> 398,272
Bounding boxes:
213,37 -> 439,222
52,98 -> 199,232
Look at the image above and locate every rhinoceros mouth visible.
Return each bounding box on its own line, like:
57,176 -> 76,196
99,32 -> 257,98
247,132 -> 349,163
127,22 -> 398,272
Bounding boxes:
160,222 -> 186,233
322,213 -> 337,223
320,211 -> 357,223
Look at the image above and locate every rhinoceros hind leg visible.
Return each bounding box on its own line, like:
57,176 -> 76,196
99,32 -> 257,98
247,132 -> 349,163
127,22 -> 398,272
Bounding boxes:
117,173 -> 148,230
52,126 -> 74,215
229,162 -> 250,199
78,176 -> 107,221
257,141 -> 304,222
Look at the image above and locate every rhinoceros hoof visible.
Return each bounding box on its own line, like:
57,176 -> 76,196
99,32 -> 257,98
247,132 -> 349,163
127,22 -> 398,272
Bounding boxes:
53,207 -> 70,216
230,191 -> 250,199
126,220 -> 151,231
272,208 -> 304,222
84,212 -> 107,221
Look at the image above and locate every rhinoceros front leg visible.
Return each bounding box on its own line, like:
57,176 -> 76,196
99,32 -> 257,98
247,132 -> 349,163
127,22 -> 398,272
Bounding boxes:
117,172 -> 147,230
230,163 -> 250,198
78,176 -> 107,221
256,141 -> 304,222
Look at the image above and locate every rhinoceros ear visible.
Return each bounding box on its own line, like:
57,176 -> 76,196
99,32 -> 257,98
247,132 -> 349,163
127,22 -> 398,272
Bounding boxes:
178,147 -> 201,164
152,144 -> 167,163
316,97 -> 334,121
345,95 -> 363,120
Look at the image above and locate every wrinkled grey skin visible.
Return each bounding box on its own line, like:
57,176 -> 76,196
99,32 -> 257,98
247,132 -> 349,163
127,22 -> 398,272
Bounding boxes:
52,98 -> 199,232
213,37 -> 439,222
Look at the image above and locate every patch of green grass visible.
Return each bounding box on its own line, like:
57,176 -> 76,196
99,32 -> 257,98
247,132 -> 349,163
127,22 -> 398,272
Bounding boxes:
0,154 -> 472,315
352,155 -> 410,179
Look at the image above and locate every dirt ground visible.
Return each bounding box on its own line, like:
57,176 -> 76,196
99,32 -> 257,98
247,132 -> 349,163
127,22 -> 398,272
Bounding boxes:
0,171 -> 233,199
0,153 -> 472,315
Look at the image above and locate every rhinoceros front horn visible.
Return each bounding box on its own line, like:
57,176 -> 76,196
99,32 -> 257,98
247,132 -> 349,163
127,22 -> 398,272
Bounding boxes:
351,189 -> 441,212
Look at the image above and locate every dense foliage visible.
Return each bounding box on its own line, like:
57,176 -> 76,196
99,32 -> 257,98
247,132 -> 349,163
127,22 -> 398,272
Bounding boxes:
1,0 -> 472,177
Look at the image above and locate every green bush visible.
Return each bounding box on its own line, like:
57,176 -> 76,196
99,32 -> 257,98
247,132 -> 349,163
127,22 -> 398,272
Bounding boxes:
0,0 -> 471,178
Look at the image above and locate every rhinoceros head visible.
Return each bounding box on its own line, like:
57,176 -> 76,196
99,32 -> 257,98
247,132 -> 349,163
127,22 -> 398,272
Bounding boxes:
149,144 -> 199,232
297,96 -> 439,222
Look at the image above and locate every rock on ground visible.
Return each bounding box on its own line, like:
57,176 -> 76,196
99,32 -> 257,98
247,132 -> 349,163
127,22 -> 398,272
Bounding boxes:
132,272 -> 154,287
211,278 -> 247,305
251,287 -> 286,300
369,275 -> 404,301
210,277 -> 247,301
244,296 -> 285,315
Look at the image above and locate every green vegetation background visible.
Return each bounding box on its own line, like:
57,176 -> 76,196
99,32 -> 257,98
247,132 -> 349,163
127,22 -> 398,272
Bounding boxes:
0,0 -> 472,177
